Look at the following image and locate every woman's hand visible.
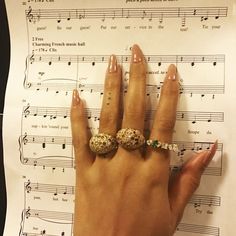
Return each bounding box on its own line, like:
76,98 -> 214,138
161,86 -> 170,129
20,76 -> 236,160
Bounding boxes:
71,44 -> 217,236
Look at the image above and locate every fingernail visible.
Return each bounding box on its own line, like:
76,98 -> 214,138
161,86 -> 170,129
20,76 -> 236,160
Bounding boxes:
72,89 -> 80,106
166,64 -> 177,80
202,140 -> 218,166
131,44 -> 143,63
108,54 -> 117,73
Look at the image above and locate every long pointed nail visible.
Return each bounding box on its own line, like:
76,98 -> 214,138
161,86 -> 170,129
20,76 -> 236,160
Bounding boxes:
131,44 -> 143,63
202,140 -> 218,166
166,64 -> 177,80
108,54 -> 117,73
72,89 -> 80,106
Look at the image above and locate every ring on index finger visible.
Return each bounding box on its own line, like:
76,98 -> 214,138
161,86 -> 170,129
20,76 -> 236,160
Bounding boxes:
89,133 -> 118,155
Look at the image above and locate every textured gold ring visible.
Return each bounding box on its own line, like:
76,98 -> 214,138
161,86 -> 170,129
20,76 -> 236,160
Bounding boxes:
89,133 -> 118,155
116,128 -> 145,150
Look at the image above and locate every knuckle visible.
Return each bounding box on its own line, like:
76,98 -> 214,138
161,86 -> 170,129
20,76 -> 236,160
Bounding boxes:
125,104 -> 143,117
100,112 -> 117,128
156,118 -> 175,133
125,111 -> 143,122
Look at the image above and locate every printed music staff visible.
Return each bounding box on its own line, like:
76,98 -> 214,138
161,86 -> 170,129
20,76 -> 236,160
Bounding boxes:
25,6 -> 228,24
23,53 -> 225,96
22,105 -> 224,123
176,223 -> 219,236
19,133 -> 223,176
26,53 -> 225,65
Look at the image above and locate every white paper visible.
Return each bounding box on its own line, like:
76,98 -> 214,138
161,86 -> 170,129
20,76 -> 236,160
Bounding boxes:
3,0 -> 236,235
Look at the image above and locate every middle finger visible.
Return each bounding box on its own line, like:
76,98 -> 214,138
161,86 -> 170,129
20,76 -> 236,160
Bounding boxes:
122,44 -> 147,131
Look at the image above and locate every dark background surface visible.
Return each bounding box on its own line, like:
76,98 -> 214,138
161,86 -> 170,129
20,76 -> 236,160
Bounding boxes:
0,0 -> 10,234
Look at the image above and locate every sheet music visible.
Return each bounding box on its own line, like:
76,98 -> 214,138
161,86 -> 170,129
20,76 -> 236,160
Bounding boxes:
3,0 -> 236,235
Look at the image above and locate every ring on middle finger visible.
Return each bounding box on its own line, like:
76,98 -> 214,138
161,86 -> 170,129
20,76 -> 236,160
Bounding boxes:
116,128 -> 145,150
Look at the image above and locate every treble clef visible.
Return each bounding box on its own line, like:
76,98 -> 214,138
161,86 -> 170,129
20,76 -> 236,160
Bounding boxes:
25,207 -> 31,219
29,53 -> 35,64
26,6 -> 34,23
25,180 -> 31,193
22,133 -> 28,145
23,104 -> 30,118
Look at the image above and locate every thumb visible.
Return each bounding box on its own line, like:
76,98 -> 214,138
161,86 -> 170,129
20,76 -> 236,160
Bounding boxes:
169,141 -> 217,227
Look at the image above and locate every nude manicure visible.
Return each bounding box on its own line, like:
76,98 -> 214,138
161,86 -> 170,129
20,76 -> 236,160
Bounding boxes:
108,54 -> 117,73
72,89 -> 80,106
131,44 -> 143,63
167,64 -> 177,80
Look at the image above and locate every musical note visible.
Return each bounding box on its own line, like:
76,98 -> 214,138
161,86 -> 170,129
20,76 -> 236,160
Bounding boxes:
57,14 -> 61,23
67,12 -> 71,21
159,13 -> 163,24
41,230 -> 46,235
48,58 -> 52,65
215,9 -> 220,19
78,9 -> 85,19
141,10 -> 147,19
101,13 -> 105,22
207,114 -> 212,122
148,12 -> 153,21
54,188 -> 58,196
125,9 -> 130,19
201,11 -> 209,21
42,141 -> 46,149
68,58 -> 72,66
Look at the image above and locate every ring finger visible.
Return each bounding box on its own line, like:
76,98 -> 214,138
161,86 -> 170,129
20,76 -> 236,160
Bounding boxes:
147,64 -> 179,169
116,44 -> 147,158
